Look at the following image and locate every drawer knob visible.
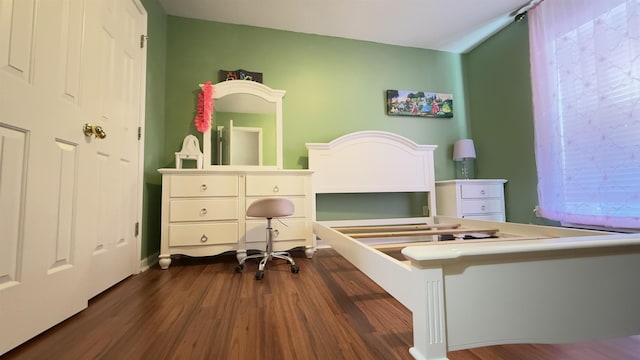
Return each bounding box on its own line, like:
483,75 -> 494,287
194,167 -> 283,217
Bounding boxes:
200,208 -> 208,216
273,229 -> 279,237
200,184 -> 208,191
273,185 -> 279,193
481,205 -> 486,211
480,189 -> 486,195
200,234 -> 208,243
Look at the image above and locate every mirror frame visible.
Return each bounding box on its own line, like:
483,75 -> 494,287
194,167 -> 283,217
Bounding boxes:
202,80 -> 286,169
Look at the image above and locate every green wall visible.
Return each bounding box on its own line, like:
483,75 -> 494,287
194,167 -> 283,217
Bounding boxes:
140,1 -> 543,258
159,16 -> 478,225
463,19 -> 539,224
162,17 -> 470,174
140,0 -> 167,259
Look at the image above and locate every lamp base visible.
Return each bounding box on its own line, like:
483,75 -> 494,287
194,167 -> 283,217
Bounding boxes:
455,158 -> 475,179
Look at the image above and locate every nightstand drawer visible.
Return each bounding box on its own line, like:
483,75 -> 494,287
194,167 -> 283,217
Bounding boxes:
245,175 -> 307,196
460,184 -> 502,199
461,199 -> 503,214
169,198 -> 238,222
169,223 -> 238,246
170,175 -> 238,197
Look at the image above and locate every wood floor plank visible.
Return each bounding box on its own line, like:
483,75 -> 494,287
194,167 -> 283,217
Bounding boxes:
3,249 -> 639,359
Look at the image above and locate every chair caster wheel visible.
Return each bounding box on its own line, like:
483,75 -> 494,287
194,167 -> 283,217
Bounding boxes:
291,265 -> 300,273
234,264 -> 243,273
255,270 -> 264,280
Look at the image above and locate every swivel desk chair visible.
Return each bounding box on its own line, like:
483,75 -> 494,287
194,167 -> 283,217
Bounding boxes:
235,197 -> 299,280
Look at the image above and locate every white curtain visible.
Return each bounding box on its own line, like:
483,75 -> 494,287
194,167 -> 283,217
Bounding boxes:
528,0 -> 640,229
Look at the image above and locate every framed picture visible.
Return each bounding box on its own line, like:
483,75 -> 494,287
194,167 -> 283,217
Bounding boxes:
386,89 -> 453,118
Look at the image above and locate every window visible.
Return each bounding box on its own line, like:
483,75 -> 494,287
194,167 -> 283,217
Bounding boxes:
528,0 -> 640,229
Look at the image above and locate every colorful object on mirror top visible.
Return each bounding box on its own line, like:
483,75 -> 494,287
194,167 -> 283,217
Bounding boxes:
195,81 -> 214,132
219,69 -> 263,83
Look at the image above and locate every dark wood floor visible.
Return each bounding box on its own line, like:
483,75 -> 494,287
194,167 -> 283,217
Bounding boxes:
4,248 -> 640,360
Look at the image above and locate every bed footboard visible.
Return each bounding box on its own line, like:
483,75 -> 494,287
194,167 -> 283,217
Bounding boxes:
316,219 -> 640,360
403,233 -> 640,360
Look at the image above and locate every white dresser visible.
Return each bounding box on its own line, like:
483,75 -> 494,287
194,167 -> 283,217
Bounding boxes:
158,168 -> 315,269
435,179 -> 507,222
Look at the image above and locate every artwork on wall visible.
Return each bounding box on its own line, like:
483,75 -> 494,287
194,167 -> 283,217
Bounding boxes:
386,89 -> 453,118
219,69 -> 263,83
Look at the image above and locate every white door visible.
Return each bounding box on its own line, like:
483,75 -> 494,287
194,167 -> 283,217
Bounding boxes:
86,0 -> 146,299
230,120 -> 263,166
0,0 -> 146,354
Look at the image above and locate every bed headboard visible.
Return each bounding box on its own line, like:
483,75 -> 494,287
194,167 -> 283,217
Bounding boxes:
306,131 -> 438,222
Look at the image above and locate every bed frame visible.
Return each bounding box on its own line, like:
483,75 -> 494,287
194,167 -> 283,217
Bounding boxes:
306,131 -> 640,360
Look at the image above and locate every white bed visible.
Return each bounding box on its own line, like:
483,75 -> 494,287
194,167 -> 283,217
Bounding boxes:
306,131 -> 640,360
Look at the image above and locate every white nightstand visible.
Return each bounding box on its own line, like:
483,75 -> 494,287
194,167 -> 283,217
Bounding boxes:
435,179 -> 507,222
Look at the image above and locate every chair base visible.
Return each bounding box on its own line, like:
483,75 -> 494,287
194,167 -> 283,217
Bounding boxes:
236,250 -> 299,280
235,218 -> 300,280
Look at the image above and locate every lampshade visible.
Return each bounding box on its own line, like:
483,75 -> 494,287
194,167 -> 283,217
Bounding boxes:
453,139 -> 476,160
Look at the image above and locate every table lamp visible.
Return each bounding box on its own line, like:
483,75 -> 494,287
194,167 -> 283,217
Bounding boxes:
453,139 -> 476,179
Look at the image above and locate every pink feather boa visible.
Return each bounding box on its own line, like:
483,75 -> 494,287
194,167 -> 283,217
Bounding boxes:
195,81 -> 214,132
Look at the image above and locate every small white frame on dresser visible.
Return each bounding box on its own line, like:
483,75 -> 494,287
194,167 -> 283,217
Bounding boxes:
307,130 -> 640,360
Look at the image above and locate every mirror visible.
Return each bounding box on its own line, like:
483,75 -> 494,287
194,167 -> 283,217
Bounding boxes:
202,81 -> 285,169
229,120 -> 262,166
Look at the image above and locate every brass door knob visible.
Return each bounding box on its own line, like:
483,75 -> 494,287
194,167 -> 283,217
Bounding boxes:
83,123 -> 94,137
82,123 -> 107,139
94,125 -> 107,139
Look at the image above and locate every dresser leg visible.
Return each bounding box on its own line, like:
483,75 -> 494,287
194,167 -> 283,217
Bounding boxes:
304,246 -> 315,259
236,250 -> 247,263
158,255 -> 171,269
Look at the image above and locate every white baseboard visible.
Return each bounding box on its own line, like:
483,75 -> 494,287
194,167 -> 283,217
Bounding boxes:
139,252 -> 159,272
316,239 -> 331,249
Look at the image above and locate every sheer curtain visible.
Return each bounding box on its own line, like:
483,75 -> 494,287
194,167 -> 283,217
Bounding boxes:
528,0 -> 640,229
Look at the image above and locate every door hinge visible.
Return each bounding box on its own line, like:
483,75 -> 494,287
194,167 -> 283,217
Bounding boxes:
137,126 -> 142,140
140,34 -> 148,48
135,222 -> 140,237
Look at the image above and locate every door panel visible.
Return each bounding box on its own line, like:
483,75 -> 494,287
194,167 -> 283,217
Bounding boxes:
51,140 -> 77,269
0,0 -> 146,354
0,125 -> 27,288
86,0 -> 145,298
0,0 -> 91,353
58,0 -> 84,102
0,0 -> 36,81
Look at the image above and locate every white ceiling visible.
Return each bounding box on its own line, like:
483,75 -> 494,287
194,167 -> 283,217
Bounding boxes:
158,0 -> 534,53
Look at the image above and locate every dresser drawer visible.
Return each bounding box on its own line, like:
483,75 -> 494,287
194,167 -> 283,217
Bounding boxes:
169,198 -> 238,222
245,197 -> 307,219
244,219 -> 311,243
170,175 -> 238,197
245,175 -> 306,196
460,183 -> 503,199
461,199 -> 503,214
169,223 -> 238,246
